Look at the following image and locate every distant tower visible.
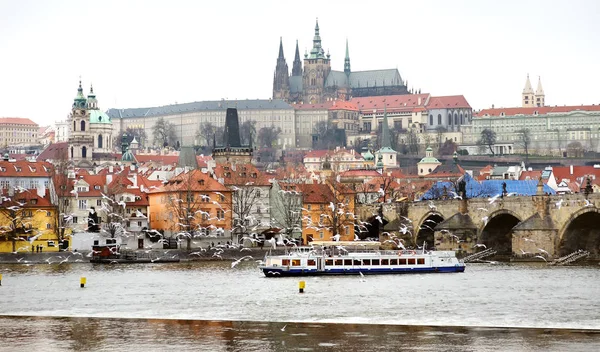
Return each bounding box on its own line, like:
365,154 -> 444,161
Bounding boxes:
213,108 -> 252,164
344,38 -> 351,76
68,80 -> 93,167
292,40 -> 303,76
376,106 -> 397,169
535,76 -> 545,107
272,37 -> 290,101
302,19 -> 331,104
522,74 -> 534,108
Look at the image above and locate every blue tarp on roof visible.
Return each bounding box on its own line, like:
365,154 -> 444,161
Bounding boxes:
420,173 -> 556,200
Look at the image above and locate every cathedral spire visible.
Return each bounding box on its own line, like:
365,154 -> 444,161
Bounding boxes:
523,74 -> 534,94
309,18 -> 325,59
292,39 -> 302,76
344,38 -> 351,75
278,37 -> 284,60
536,76 -> 544,95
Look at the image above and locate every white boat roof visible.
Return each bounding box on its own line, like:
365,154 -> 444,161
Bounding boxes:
310,241 -> 381,247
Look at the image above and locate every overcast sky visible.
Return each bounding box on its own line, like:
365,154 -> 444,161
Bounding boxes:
1,0 -> 599,126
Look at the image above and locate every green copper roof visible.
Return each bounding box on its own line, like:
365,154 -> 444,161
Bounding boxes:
89,110 -> 112,124
74,81 -> 86,101
362,150 -> 374,160
419,156 -> 441,164
122,148 -> 136,162
426,146 -> 433,152
378,147 -> 396,153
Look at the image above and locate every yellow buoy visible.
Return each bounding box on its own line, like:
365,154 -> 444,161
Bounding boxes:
299,280 -> 305,293
80,277 -> 86,288
0,273 -> 2,286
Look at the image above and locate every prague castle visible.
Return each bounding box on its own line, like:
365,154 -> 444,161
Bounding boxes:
273,20 -> 410,104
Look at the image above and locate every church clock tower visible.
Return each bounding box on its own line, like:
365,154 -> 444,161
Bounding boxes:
68,80 -> 94,167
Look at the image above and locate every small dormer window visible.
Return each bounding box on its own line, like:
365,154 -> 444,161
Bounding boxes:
534,111 -> 539,116
30,199 -> 37,205
500,112 -> 505,117
16,167 -> 21,172
94,185 -> 100,190
199,179 -> 205,186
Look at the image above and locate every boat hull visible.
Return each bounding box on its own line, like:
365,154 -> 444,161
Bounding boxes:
260,265 -> 465,277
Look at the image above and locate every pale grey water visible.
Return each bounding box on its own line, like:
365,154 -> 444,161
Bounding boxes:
0,261 -> 599,351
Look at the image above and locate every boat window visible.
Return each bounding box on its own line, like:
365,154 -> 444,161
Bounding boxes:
307,259 -> 316,266
344,259 -> 352,266
399,259 -> 407,265
407,258 -> 416,265
282,259 -> 290,266
363,260 -> 370,266
381,259 -> 389,265
390,259 -> 398,265
417,258 -> 425,265
353,259 -> 362,266
335,259 -> 343,266
372,259 -> 380,266
292,259 -> 301,266
325,259 -> 334,266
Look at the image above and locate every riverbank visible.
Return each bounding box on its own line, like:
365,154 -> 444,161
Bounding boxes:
0,247 -> 288,264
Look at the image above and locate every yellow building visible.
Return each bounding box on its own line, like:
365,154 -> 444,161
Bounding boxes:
148,169 -> 233,243
299,182 -> 355,244
0,189 -> 59,253
0,117 -> 39,147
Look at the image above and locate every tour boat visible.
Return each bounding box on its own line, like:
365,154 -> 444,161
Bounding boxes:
259,241 -> 465,277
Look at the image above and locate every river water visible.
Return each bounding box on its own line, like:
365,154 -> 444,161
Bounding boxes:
0,261 -> 599,351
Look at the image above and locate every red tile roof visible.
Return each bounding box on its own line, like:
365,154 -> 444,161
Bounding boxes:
298,183 -> 334,203
213,162 -> 271,187
152,169 -> 228,193
351,94 -> 430,113
0,160 -> 53,177
0,117 -> 38,126
551,166 -> 600,184
425,95 -> 471,109
1,189 -> 54,208
519,170 -> 542,181
37,142 -> 68,161
339,169 -> 382,178
474,105 -> 600,117
73,174 -> 107,197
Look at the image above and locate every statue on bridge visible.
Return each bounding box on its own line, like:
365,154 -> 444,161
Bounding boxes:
457,178 -> 467,200
501,182 -> 507,198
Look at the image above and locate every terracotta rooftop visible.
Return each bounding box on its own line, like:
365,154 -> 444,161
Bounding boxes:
475,104 -> 600,117
0,117 -> 38,126
0,160 -> 53,177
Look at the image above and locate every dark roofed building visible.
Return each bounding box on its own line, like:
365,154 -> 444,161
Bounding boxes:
213,108 -> 252,164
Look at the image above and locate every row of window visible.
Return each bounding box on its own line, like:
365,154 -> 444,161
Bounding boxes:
281,258 -> 426,266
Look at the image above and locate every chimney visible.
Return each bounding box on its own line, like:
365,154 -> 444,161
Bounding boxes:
109,165 -> 113,173
570,165 -> 573,175
418,97 -> 422,105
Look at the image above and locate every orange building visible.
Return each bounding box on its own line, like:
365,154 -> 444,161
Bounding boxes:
148,169 -> 232,246
299,182 -> 355,244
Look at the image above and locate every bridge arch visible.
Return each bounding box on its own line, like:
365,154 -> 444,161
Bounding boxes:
478,209 -> 522,255
558,207 -> 600,257
416,211 -> 445,250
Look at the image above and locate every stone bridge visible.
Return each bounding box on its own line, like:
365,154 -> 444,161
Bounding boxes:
404,187 -> 600,259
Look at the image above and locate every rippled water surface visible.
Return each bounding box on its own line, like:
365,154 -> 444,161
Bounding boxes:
0,261 -> 599,351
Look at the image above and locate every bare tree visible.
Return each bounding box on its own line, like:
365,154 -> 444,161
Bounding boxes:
239,120 -> 257,146
478,128 -> 497,155
435,126 -> 447,150
0,197 -> 27,253
152,117 -> 177,147
196,122 -> 217,147
125,127 -> 148,149
405,127 -> 419,155
516,128 -> 531,166
271,182 -> 303,238
48,148 -> 73,247
257,125 -> 282,148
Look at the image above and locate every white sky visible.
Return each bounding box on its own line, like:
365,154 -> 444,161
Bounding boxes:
1,0 -> 599,126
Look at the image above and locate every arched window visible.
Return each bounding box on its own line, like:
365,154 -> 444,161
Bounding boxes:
98,134 -> 103,148
82,146 -> 87,158
448,115 -> 452,125
80,121 -> 86,132
437,114 -> 442,125
454,113 -> 458,125
70,146 -> 74,158
460,113 -> 464,124
429,115 -> 433,125
73,121 -> 76,131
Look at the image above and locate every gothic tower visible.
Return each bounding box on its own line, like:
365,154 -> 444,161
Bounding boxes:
292,40 -> 302,76
344,38 -> 351,76
535,76 -> 545,107
522,74 -> 534,108
302,19 -> 331,104
68,80 -> 94,167
272,37 -> 290,101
